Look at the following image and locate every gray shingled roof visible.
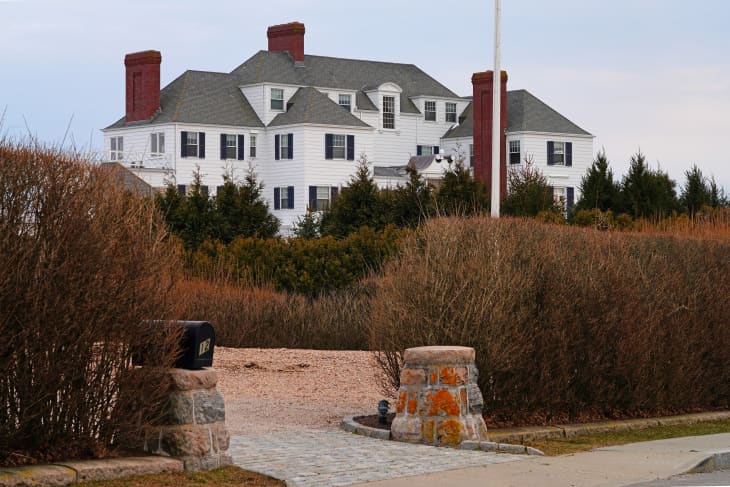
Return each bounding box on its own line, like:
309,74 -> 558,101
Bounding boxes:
269,87 -> 371,128
442,89 -> 591,139
100,162 -> 154,196
231,51 -> 457,115
106,70 -> 263,129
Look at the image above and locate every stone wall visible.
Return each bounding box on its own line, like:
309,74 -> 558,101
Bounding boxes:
143,368 -> 232,471
391,346 -> 488,447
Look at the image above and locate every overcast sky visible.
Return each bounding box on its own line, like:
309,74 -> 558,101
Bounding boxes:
2,0 -> 729,190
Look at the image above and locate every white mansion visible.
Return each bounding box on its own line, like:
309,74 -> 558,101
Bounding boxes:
103,22 -> 593,231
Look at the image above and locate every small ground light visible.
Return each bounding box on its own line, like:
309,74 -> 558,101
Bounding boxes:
378,399 -> 390,424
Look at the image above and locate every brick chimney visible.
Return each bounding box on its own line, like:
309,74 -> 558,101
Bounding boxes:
124,50 -> 162,122
471,70 -> 508,199
267,22 -> 305,62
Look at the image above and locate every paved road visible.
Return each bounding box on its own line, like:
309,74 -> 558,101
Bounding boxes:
628,470 -> 730,486
229,429 -> 526,487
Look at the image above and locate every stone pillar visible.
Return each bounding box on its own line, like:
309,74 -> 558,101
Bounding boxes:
144,368 -> 232,471
391,346 -> 488,447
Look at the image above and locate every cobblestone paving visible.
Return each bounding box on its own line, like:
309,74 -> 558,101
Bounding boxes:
229,429 -> 527,487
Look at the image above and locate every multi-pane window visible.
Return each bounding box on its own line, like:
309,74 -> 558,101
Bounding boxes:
271,88 -> 284,110
509,140 -> 521,165
224,134 -> 237,159
316,186 -> 331,211
186,132 -> 199,158
469,144 -> 474,167
552,142 -> 565,165
150,132 -> 165,155
110,136 -> 123,160
250,134 -> 257,158
280,133 -> 289,159
382,96 -> 395,129
424,101 -> 436,121
445,102 -> 457,123
338,94 -> 351,112
332,135 -> 346,159
420,145 -> 434,156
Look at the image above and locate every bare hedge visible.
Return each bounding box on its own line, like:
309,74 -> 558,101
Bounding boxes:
0,141 -> 181,464
370,216 -> 730,425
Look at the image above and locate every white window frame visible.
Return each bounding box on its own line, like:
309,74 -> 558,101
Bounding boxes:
509,140 -> 521,165
424,100 -> 436,122
224,134 -> 237,160
553,142 -> 565,165
250,134 -> 257,158
186,132 -> 199,158
420,145 -> 434,156
150,132 -> 165,156
316,186 -> 331,211
445,102 -> 457,123
110,136 -> 123,161
280,133 -> 290,159
382,96 -> 395,129
338,94 -> 351,112
332,134 -> 346,159
278,187 -> 291,209
271,88 -> 284,111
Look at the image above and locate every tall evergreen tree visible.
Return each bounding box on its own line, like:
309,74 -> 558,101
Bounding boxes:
708,176 -> 729,208
621,151 -> 678,219
434,160 -> 489,216
178,167 -> 216,248
391,164 -> 433,228
320,154 -> 389,238
680,164 -> 711,216
234,167 -> 280,239
502,158 -> 558,217
291,209 -> 321,239
575,149 -> 620,212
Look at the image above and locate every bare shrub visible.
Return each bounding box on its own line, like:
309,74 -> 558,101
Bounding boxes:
0,140 -> 181,465
370,216 -> 730,425
176,278 -> 371,350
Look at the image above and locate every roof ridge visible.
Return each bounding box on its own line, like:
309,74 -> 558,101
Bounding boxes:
172,71 -> 191,123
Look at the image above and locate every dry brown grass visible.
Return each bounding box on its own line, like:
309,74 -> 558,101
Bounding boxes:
0,140 -> 182,465
81,465 -> 284,487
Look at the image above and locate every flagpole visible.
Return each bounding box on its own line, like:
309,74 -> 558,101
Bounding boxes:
491,0 -> 501,217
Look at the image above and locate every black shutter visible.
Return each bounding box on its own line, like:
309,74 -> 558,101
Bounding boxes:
199,132 -> 206,159
331,186 -> 339,200
547,141 -> 554,166
433,146 -> 440,154
201,185 -> 209,198
346,135 -> 355,160
220,134 -> 227,160
181,131 -> 188,158
287,133 -> 293,159
567,187 -> 575,210
238,134 -> 245,160
309,186 -> 317,210
325,133 -> 333,160
177,184 -> 186,196
287,186 -> 295,209
275,135 -> 280,160
417,145 -> 422,156
274,187 -> 280,210
566,142 -> 573,167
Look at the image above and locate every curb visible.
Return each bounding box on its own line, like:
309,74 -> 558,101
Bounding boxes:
0,456 -> 183,487
340,416 -> 544,455
688,451 -> 730,474
487,410 -> 730,444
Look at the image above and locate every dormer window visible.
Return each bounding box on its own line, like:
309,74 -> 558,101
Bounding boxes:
383,96 -> 395,129
424,101 -> 436,121
445,103 -> 456,123
338,94 -> 351,112
271,88 -> 284,110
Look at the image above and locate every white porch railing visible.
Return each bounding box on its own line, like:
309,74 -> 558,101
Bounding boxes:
108,152 -> 174,171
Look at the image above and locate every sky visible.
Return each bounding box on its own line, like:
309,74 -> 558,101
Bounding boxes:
2,0 -> 729,190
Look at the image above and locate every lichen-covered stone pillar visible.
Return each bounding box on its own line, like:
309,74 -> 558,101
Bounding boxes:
144,368 -> 232,471
391,346 -> 488,447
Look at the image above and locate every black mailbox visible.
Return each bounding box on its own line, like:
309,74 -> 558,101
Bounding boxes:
133,320 -> 215,369
175,321 -> 215,369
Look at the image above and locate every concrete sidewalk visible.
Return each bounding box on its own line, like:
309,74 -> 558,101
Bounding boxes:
349,433 -> 730,487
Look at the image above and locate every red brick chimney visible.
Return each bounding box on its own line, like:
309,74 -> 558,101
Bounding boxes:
472,70 -> 508,199
267,22 -> 305,62
124,50 -> 162,122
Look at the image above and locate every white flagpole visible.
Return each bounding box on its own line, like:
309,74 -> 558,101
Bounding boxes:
491,0 -> 502,217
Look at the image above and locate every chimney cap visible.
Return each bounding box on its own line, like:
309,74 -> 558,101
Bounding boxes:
267,21 -> 306,36
125,50 -> 162,67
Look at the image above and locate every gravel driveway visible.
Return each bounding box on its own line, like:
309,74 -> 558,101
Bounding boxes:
215,347 -> 388,435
